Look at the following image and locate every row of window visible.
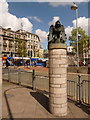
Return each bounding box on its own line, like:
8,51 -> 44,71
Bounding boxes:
27,34 -> 39,40
3,31 -> 39,41
3,32 -> 26,39
3,42 -> 39,50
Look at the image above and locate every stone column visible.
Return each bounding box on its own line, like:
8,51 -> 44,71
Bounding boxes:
49,43 -> 67,117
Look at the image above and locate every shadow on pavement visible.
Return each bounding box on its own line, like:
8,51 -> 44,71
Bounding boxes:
30,91 -> 49,112
76,103 -> 90,115
68,99 -> 90,115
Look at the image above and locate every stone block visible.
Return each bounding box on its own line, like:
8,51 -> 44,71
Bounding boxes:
60,64 -> 68,67
50,87 -> 67,94
53,59 -> 67,65
49,54 -> 60,59
50,103 -> 62,108
61,102 -> 67,108
49,92 -> 67,98
60,83 -> 67,88
50,74 -> 61,78
60,54 -> 67,56
50,64 -> 60,68
53,106 -> 67,116
53,97 -> 67,104
60,74 -> 67,78
52,68 -> 67,74
52,49 -> 66,55
51,77 -> 66,84
61,112 -> 67,116
52,59 -> 61,65
50,84 -> 60,88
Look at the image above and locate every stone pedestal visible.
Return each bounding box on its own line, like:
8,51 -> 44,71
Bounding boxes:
49,43 -> 67,116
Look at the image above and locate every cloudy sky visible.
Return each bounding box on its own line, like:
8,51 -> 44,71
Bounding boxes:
0,0 -> 89,49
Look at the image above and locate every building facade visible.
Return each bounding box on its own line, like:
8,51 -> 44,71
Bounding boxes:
0,27 -> 42,57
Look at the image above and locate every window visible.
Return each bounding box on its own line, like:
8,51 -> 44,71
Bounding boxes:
37,37 -> 38,40
29,34 -> 31,38
3,41 -> 7,46
9,48 -> 11,51
4,32 -> 6,35
3,47 -> 6,50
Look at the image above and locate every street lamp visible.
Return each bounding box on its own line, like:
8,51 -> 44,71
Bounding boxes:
71,2 -> 79,67
13,32 -> 15,57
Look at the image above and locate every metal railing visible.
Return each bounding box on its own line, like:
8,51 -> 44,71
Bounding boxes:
3,68 -> 33,88
2,68 -> 90,105
67,74 -> 90,105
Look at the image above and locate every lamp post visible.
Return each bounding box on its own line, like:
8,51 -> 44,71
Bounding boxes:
13,32 -> 15,57
21,21 -> 24,66
71,2 -> 79,67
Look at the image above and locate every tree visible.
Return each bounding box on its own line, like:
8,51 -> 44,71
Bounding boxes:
69,27 -> 89,59
15,39 -> 27,57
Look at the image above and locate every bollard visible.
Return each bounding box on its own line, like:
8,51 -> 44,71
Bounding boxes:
32,69 -> 35,90
18,68 -> 21,85
78,74 -> 82,104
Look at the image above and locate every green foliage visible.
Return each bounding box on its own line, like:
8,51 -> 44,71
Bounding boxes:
69,27 -> 89,57
15,39 -> 27,57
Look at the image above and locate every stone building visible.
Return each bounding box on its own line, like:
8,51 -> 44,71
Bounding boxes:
38,47 -> 44,58
0,27 -> 42,57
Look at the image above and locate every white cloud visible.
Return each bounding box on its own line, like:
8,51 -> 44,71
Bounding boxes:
65,26 -> 73,39
49,0 -> 89,7
0,0 -> 8,13
35,29 -> 47,41
73,17 -> 88,34
27,16 -> 42,22
65,17 -> 89,39
49,2 -> 72,7
35,29 -> 48,48
48,16 -> 60,26
0,0 -> 33,32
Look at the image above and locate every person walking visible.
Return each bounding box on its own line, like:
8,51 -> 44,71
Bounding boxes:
5,59 -> 10,68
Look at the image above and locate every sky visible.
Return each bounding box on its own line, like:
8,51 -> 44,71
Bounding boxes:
0,0 -> 89,49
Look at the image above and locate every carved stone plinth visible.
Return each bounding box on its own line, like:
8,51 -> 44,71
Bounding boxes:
49,43 -> 67,116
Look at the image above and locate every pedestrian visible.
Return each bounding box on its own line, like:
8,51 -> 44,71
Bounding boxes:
5,59 -> 10,68
26,60 -> 28,67
34,61 -> 36,67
